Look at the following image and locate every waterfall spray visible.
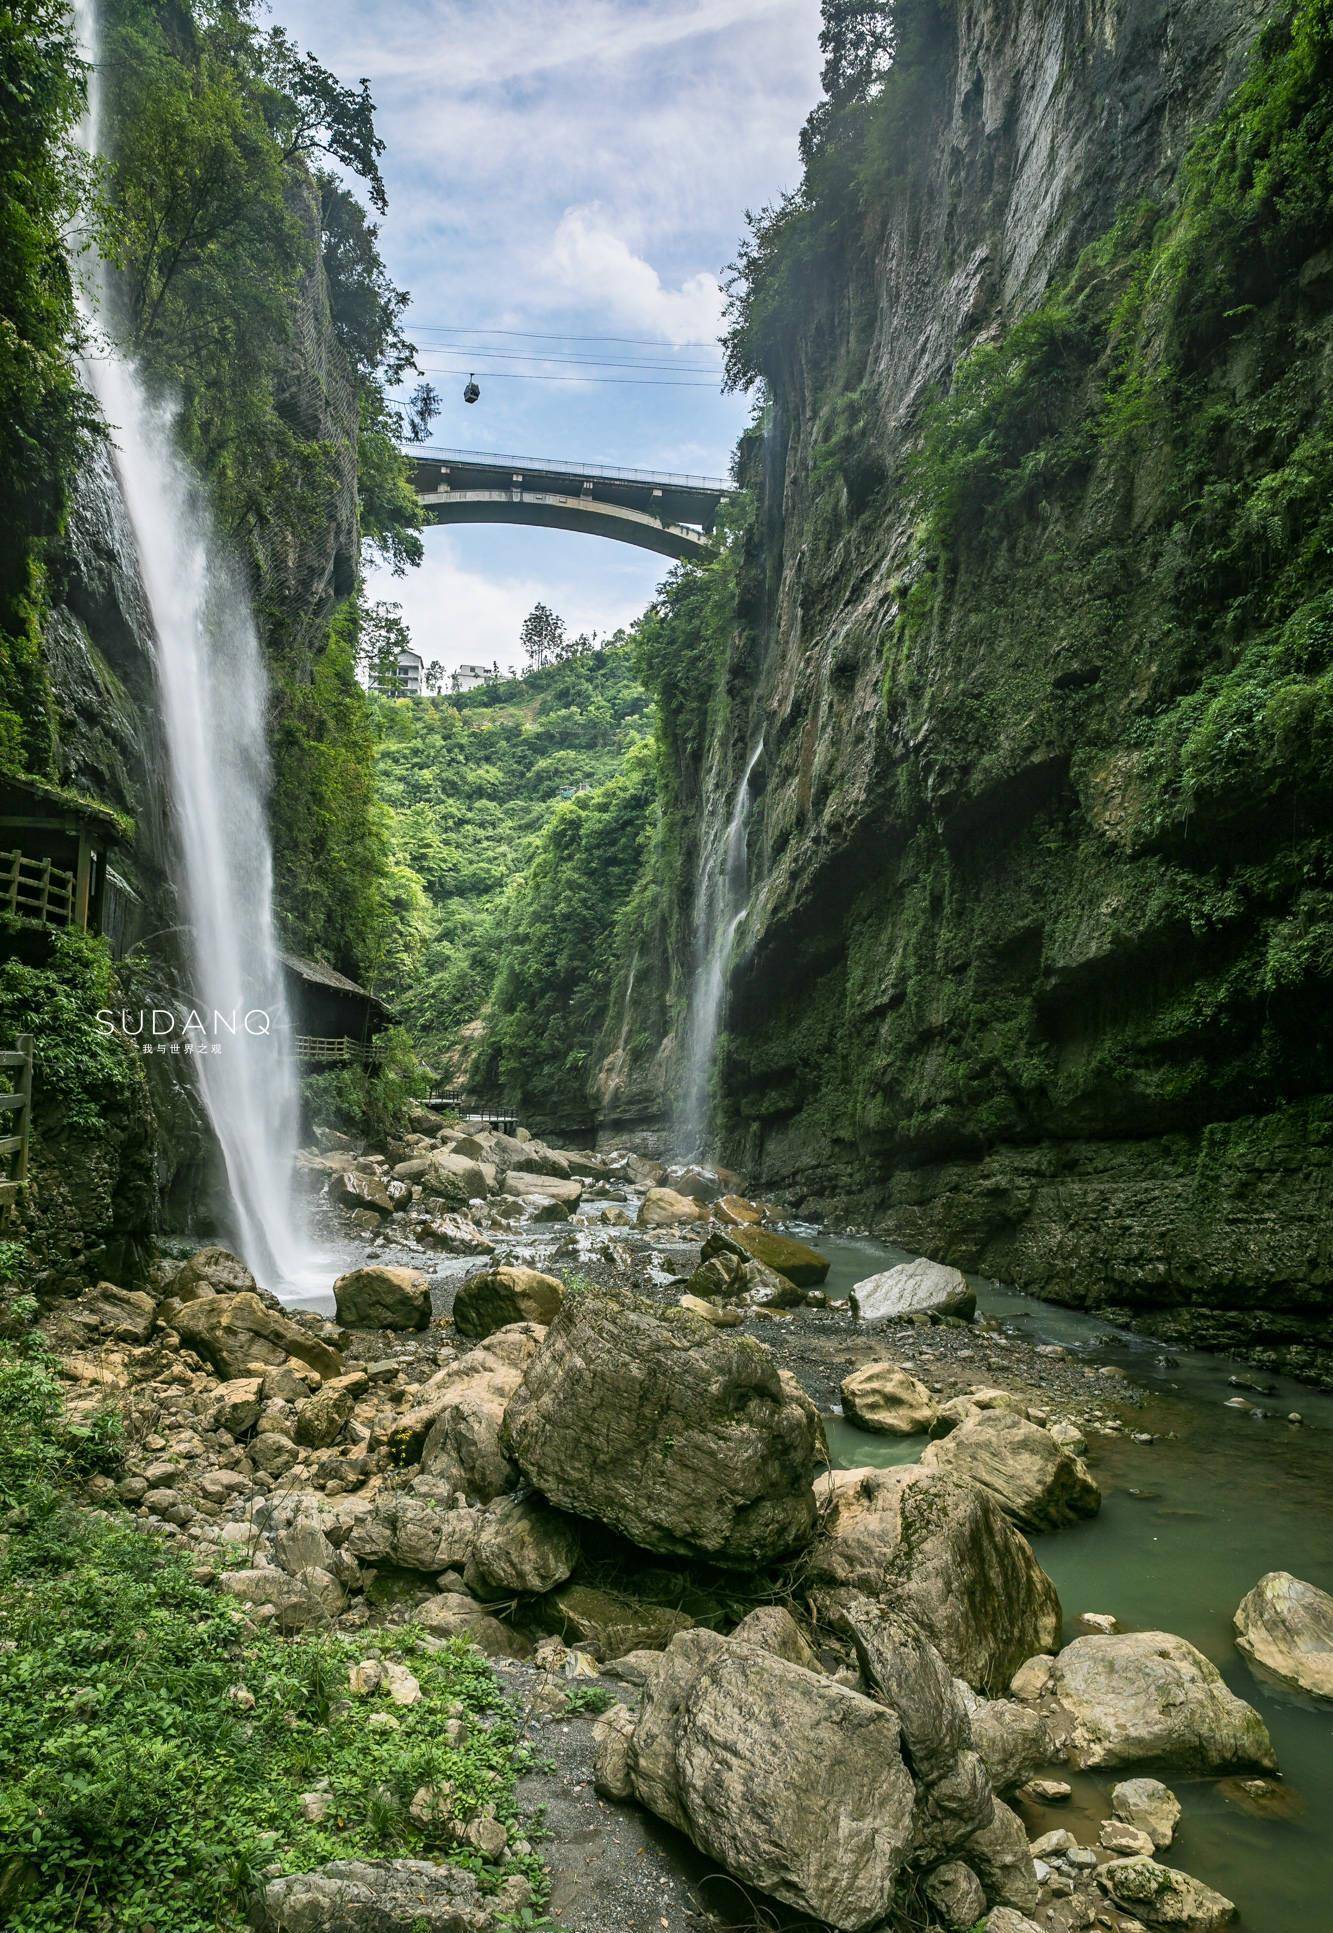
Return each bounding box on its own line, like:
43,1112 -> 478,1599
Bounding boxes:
680,736 -> 764,1156
70,0 -> 323,1298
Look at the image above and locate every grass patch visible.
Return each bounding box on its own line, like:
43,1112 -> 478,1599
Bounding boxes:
0,1328 -> 546,1931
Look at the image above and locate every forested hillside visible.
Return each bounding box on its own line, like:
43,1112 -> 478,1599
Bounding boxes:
372,645 -> 651,1109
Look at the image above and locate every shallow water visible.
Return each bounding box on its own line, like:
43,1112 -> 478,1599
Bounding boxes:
815,1229 -> 1333,1931
277,1195 -> 1333,1919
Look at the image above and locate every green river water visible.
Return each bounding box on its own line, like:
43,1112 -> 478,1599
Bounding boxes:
810,1231 -> 1333,1930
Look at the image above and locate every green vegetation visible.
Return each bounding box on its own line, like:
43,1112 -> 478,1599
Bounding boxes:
0,1 -> 95,778
300,1022 -> 426,1143
372,644 -> 650,1079
476,738 -> 657,1115
92,0 -> 433,981
0,927 -> 143,1136
0,1320 -> 544,1932
706,0 -> 1333,1186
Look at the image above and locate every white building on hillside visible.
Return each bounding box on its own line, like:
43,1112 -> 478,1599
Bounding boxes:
371,647 -> 424,697
451,662 -> 499,692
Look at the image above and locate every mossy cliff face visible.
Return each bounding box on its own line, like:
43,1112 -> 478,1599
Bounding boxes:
616,1 -> 1333,1379
1,0 -> 393,1278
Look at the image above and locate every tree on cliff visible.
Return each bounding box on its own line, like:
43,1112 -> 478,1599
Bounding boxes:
801,0 -> 896,159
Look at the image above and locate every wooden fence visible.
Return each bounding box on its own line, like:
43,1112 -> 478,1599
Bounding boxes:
1,850 -> 76,927
0,1035 -> 34,1216
294,1035 -> 390,1066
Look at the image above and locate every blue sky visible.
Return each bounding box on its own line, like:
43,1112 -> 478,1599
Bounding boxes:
266,0 -> 823,672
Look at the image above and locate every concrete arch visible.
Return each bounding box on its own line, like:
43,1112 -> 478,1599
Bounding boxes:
415,487 -> 709,559
408,449 -> 732,561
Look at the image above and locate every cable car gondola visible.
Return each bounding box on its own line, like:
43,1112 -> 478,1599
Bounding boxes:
463,373 -> 480,405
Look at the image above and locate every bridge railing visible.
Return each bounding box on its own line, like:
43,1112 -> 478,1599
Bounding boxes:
408,446 -> 733,494
429,1092 -> 519,1134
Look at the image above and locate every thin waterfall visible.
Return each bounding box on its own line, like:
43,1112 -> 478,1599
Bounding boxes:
70,0 -> 324,1299
679,735 -> 764,1156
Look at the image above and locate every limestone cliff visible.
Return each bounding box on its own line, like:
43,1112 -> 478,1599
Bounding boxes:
602,0 -> 1333,1380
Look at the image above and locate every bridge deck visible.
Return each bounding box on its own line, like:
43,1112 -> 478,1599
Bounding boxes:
409,447 -> 731,493
407,447 -> 734,558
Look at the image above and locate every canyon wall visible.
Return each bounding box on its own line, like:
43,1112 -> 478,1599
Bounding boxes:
601,0 -> 1333,1380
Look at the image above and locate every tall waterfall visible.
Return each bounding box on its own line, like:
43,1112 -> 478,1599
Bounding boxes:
71,0 -> 323,1299
679,736 -> 764,1156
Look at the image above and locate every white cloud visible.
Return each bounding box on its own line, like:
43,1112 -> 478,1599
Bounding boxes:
367,529 -> 661,674
544,207 -> 724,344
268,0 -> 824,623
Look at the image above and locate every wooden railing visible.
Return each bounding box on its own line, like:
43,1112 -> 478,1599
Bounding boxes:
294,1035 -> 390,1066
0,1035 -> 34,1216
1,850 -> 76,927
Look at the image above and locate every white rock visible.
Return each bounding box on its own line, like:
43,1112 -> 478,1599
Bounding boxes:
850,1257 -> 975,1325
1233,1570 -> 1333,1703
382,1662 -> 422,1706
1111,1777 -> 1182,1849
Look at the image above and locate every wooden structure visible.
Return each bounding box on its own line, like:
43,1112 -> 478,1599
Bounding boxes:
281,953 -> 392,1069
294,1035 -> 391,1066
0,1035 -> 34,1216
0,775 -> 125,935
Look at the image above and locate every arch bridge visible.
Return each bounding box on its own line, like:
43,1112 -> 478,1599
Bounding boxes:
407,447 -> 733,560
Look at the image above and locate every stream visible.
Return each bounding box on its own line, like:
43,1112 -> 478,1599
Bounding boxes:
811,1231 -> 1333,1932
289,1187 -> 1333,1924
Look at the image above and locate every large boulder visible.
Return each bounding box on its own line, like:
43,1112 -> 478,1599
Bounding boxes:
390,1323 -> 544,1485
333,1266 -> 431,1331
843,1597 -> 994,1862
220,1565 -> 343,1631
489,1132 -> 570,1178
729,1604 -> 821,1671
638,1186 -> 709,1228
295,1371 -> 370,1448
501,1169 -> 582,1207
174,1246 -> 258,1299
957,1688 -> 1053,1795
1045,1632 -> 1277,1772
501,1287 -> 820,1566
76,1281 -> 157,1342
1112,1777 -> 1181,1850
416,1590 -> 529,1660
703,1225 -> 829,1287
406,1150 -> 493,1208
626,1628 -> 918,1931
347,1494 -> 479,1574
1233,1570 -> 1333,1702
850,1256 -> 975,1324
1096,1856 -> 1236,1929
414,1214 -> 495,1257
534,1582 -> 695,1656
840,1361 -> 938,1435
329,1170 -> 397,1217
464,1494 -> 581,1598
171,1292 -> 344,1382
806,1466 -> 1061,1693
961,1801 -> 1038,1915
452,1265 -> 564,1338
252,1859 -> 493,1932
661,1162 -> 729,1201
715,1193 -> 765,1225
922,1410 -> 1101,1530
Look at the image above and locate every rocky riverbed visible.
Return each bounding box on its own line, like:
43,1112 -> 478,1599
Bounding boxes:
36,1108 -> 1333,1933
